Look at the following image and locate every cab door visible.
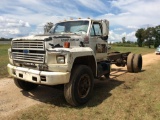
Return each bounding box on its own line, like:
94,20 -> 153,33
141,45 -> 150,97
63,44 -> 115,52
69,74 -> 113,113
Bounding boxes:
89,21 -> 108,60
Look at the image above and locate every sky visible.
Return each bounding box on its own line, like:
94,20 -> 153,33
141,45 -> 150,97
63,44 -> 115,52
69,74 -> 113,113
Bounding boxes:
0,0 -> 160,42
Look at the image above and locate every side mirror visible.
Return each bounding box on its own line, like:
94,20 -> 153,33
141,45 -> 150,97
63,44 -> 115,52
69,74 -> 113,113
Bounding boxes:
102,20 -> 109,40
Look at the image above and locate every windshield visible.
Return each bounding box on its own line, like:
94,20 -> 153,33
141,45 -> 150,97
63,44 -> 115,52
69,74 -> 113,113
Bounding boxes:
49,21 -> 89,34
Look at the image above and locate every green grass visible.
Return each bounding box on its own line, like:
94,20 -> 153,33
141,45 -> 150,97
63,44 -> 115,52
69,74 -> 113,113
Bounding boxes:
0,44 -> 10,78
8,60 -> 160,120
109,46 -> 155,55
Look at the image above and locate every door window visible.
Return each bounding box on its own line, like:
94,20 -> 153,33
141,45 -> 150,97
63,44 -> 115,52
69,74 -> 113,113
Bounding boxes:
90,23 -> 102,36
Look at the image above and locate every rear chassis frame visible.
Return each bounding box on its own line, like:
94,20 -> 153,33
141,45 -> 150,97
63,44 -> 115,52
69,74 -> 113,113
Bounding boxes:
107,52 -> 131,66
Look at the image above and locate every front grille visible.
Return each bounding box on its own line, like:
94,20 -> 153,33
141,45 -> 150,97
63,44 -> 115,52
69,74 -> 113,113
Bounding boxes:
13,52 -> 45,63
12,40 -> 44,50
12,40 -> 45,63
12,49 -> 45,54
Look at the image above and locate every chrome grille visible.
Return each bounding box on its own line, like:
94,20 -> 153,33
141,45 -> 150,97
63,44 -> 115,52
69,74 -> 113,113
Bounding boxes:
12,40 -> 44,50
13,52 -> 45,63
12,40 -> 45,63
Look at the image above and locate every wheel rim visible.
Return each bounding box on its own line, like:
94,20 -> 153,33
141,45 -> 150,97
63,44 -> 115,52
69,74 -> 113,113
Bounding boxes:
77,74 -> 91,98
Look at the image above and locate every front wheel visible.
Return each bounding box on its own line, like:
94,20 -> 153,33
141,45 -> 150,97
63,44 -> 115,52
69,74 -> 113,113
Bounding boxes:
14,78 -> 38,91
64,65 -> 94,106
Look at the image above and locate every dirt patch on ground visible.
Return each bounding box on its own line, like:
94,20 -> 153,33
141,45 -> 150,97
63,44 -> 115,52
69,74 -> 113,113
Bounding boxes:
0,53 -> 160,118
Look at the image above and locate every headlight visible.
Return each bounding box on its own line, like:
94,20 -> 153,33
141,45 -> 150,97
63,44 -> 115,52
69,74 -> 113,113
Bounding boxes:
56,55 -> 65,64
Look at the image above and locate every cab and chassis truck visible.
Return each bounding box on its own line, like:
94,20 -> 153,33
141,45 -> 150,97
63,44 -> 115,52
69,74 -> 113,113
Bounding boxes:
7,19 -> 142,106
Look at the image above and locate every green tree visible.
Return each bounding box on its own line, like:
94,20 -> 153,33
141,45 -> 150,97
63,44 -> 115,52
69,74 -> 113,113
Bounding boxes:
144,27 -> 156,48
122,37 -> 126,43
135,28 -> 145,47
0,37 -> 12,41
154,26 -> 160,48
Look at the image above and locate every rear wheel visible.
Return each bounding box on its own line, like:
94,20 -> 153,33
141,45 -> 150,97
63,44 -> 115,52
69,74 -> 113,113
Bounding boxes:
133,54 -> 142,72
64,65 -> 94,106
127,53 -> 134,72
14,78 -> 38,91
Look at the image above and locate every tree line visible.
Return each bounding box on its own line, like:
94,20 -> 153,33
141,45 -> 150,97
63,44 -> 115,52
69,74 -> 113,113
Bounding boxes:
111,36 -> 137,47
135,25 -> 160,48
0,38 -> 12,41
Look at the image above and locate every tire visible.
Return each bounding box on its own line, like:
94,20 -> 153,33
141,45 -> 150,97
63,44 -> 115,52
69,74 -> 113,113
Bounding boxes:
133,54 -> 142,72
64,65 -> 94,106
127,53 -> 134,72
14,78 -> 38,91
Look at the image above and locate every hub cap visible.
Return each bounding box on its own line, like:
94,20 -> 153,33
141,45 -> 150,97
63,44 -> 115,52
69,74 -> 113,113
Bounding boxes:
77,74 -> 91,98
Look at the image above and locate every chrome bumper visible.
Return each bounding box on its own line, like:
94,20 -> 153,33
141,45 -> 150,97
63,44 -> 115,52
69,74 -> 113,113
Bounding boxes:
7,64 -> 70,85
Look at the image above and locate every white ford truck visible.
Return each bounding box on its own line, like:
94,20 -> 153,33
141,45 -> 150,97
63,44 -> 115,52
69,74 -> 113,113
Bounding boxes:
7,19 -> 142,106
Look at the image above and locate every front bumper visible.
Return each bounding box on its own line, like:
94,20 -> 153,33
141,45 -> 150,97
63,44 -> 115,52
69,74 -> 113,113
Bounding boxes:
7,64 -> 70,85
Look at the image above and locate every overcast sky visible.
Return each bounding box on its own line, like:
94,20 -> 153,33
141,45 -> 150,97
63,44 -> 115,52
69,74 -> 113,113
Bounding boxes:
0,0 -> 160,42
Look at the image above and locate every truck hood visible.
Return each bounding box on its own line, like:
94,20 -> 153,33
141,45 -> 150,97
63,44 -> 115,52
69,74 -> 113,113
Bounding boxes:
12,34 -> 83,41
12,34 -> 87,48
12,35 -> 50,41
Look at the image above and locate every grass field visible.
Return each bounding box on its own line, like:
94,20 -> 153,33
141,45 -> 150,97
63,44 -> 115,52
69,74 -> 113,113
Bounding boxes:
9,56 -> 160,120
0,44 -> 155,78
109,45 -> 155,55
0,44 -> 10,78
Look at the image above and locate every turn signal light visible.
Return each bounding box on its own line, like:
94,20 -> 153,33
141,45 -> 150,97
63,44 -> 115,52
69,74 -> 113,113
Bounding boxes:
64,42 -> 70,48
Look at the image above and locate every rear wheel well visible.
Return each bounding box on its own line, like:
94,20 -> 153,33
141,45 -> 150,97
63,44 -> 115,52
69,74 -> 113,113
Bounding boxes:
72,56 -> 96,77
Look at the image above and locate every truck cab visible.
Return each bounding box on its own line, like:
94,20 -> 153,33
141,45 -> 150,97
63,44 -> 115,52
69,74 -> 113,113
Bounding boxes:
47,19 -> 109,60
